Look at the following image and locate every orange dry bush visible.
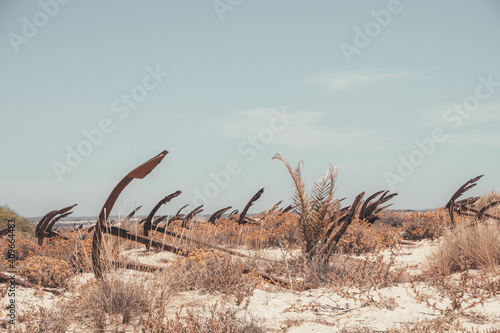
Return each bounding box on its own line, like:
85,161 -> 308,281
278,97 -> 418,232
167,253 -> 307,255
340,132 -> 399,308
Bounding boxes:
19,255 -> 74,287
337,219 -> 401,254
256,212 -> 300,249
0,233 -> 39,264
380,209 -> 448,241
168,249 -> 258,303
401,209 -> 448,240
40,236 -> 93,272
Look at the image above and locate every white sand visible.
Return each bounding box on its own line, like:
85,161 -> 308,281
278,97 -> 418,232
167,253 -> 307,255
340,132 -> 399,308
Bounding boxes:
2,238 -> 500,331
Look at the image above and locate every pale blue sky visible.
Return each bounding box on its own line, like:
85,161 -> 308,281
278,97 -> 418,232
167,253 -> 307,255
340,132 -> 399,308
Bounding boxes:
1,1 -> 499,217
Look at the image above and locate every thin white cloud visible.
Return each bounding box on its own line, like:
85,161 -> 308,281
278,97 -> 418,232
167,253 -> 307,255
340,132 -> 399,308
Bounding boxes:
424,102 -> 500,128
306,69 -> 425,92
211,107 -> 389,152
447,132 -> 500,146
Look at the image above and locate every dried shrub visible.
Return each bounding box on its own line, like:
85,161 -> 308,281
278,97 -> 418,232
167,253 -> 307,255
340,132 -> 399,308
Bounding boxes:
19,255 -> 73,288
0,301 -> 73,333
167,249 -> 258,304
410,267 -> 500,317
337,219 -> 401,254
0,233 -> 38,268
380,209 -> 448,241
159,302 -> 265,333
37,235 -> 93,272
19,305 -> 72,333
327,250 -> 407,305
0,206 -> 35,235
257,212 -> 301,249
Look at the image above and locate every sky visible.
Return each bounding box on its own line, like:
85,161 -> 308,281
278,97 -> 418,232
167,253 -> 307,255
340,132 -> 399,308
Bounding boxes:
1,0 -> 500,218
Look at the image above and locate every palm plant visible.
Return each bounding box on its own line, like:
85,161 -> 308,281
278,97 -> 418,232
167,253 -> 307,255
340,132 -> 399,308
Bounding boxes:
272,154 -> 342,258
274,154 -> 397,264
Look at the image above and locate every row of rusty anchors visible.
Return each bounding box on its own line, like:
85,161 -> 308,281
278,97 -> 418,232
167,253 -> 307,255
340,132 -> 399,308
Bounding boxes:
320,190 -> 398,261
446,175 -> 500,227
90,150 -> 290,287
207,187 -> 286,226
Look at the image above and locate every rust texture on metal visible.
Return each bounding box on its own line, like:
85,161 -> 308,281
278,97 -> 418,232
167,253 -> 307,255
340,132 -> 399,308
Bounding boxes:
153,215 -> 169,225
208,206 -> 232,224
24,151 -> 317,290
321,189 -> 397,260
122,205 -> 143,225
103,225 -> 190,255
227,209 -> 239,219
46,211 -> 73,234
35,210 -> 57,238
37,204 -> 77,246
143,191 -> 182,238
326,192 -> 365,251
444,175 -> 500,225
238,188 -> 264,225
101,259 -> 165,272
167,204 -> 189,226
476,200 -> 500,220
147,220 -> 271,262
181,205 -> 204,229
92,150 -> 169,278
359,190 -> 398,224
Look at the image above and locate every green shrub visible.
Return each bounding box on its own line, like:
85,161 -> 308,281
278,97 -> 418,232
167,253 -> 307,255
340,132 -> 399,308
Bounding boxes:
0,205 -> 35,235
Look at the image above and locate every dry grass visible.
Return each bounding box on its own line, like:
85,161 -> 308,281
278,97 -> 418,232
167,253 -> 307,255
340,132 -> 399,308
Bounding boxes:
72,272 -> 166,330
409,214 -> 500,318
166,249 -> 259,305
475,190 -> 500,216
426,221 -> 500,276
